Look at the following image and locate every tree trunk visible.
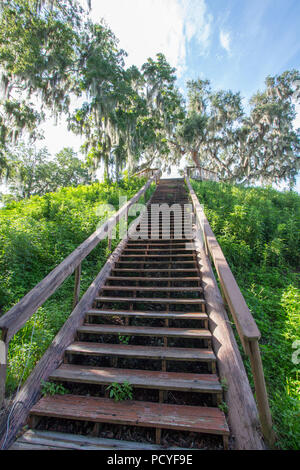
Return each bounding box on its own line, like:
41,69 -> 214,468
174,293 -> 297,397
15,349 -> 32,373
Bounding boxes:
191,150 -> 202,171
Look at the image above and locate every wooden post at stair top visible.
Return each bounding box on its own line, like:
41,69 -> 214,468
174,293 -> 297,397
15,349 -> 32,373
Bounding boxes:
73,263 -> 82,310
0,339 -> 7,409
248,340 -> 276,447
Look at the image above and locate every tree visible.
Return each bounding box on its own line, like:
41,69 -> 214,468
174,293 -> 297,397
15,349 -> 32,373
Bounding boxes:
54,147 -> 90,188
5,143 -> 90,199
237,70 -> 300,186
175,72 -> 300,187
0,0 -> 85,168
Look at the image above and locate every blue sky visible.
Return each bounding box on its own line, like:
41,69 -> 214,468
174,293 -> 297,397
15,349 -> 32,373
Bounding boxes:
177,0 -> 300,100
40,0 -> 300,188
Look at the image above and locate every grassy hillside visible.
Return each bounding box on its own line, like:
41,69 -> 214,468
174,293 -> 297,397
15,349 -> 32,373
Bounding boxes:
0,175 -> 152,395
191,180 -> 300,450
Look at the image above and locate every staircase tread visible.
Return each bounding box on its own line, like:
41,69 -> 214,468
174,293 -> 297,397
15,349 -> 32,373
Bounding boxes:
101,286 -> 202,292
111,269 -> 198,272
50,364 -> 221,392
86,309 -> 207,319
30,395 -> 229,435
107,277 -> 200,281
77,324 -> 211,338
120,254 -> 195,258
10,430 -> 190,450
95,296 -> 205,304
66,342 -> 216,361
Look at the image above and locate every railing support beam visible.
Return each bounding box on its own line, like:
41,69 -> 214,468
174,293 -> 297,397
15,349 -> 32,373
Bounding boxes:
0,339 -> 7,410
248,340 -> 276,447
72,263 -> 82,309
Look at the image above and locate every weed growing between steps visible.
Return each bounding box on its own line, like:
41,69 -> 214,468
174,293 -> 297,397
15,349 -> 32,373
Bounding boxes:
191,179 -> 300,450
0,176 -> 154,395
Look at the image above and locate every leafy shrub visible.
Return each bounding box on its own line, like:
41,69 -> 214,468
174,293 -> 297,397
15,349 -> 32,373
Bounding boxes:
106,381 -> 133,401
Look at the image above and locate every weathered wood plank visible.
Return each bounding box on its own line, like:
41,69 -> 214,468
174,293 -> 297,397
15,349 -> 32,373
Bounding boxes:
50,365 -> 222,393
78,324 -> 211,339
101,286 -> 203,292
86,309 -> 207,320
66,342 -> 216,362
95,297 -> 205,304
30,395 -> 230,436
12,430 -> 189,450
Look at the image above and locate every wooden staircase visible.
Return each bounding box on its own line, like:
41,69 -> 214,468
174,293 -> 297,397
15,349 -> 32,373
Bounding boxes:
11,178 -> 230,450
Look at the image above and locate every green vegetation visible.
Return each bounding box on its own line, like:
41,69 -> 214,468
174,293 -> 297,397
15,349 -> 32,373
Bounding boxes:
106,381 -> 133,402
118,334 -> 130,345
0,175 -> 150,394
218,402 -> 229,414
41,380 -> 69,397
192,179 -> 300,450
3,145 -> 91,201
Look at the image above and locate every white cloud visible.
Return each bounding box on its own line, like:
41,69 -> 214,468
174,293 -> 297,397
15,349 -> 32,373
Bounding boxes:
182,0 -> 213,55
219,30 -> 231,53
40,0 -> 213,161
86,0 -> 213,76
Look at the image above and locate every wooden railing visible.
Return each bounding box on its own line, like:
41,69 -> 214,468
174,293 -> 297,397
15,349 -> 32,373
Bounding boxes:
134,168 -> 160,180
186,166 -> 219,182
185,175 -> 275,447
0,170 -> 161,408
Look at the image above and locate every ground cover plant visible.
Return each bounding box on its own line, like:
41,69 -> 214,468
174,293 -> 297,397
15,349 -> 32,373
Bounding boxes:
192,179 -> 300,450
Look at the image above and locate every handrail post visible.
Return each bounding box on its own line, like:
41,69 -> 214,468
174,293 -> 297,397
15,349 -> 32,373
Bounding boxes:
73,263 -> 82,309
0,338 -> 7,409
107,230 -> 112,251
248,340 -> 276,447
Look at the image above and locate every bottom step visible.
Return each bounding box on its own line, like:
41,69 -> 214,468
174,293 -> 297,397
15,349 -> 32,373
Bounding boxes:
29,395 -> 229,444
10,430 -> 190,450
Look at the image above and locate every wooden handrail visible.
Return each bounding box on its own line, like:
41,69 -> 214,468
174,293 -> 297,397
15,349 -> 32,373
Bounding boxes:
186,176 -> 260,347
186,166 -> 219,181
185,174 -> 276,447
134,168 -> 159,178
0,170 -> 161,406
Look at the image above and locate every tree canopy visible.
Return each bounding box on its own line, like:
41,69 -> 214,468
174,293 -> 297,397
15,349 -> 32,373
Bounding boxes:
0,0 -> 299,189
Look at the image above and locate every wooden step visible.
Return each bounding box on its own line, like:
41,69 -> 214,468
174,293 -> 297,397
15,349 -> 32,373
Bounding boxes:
10,430 -> 190,450
123,249 -> 194,253
49,364 -> 222,394
77,324 -> 211,339
86,309 -> 207,320
29,395 -> 229,438
120,254 -> 195,258
125,243 -> 193,248
126,241 -> 194,244
116,261 -> 196,265
95,296 -> 205,304
66,342 -> 216,363
111,269 -> 198,273
107,276 -> 200,282
101,286 -> 203,293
